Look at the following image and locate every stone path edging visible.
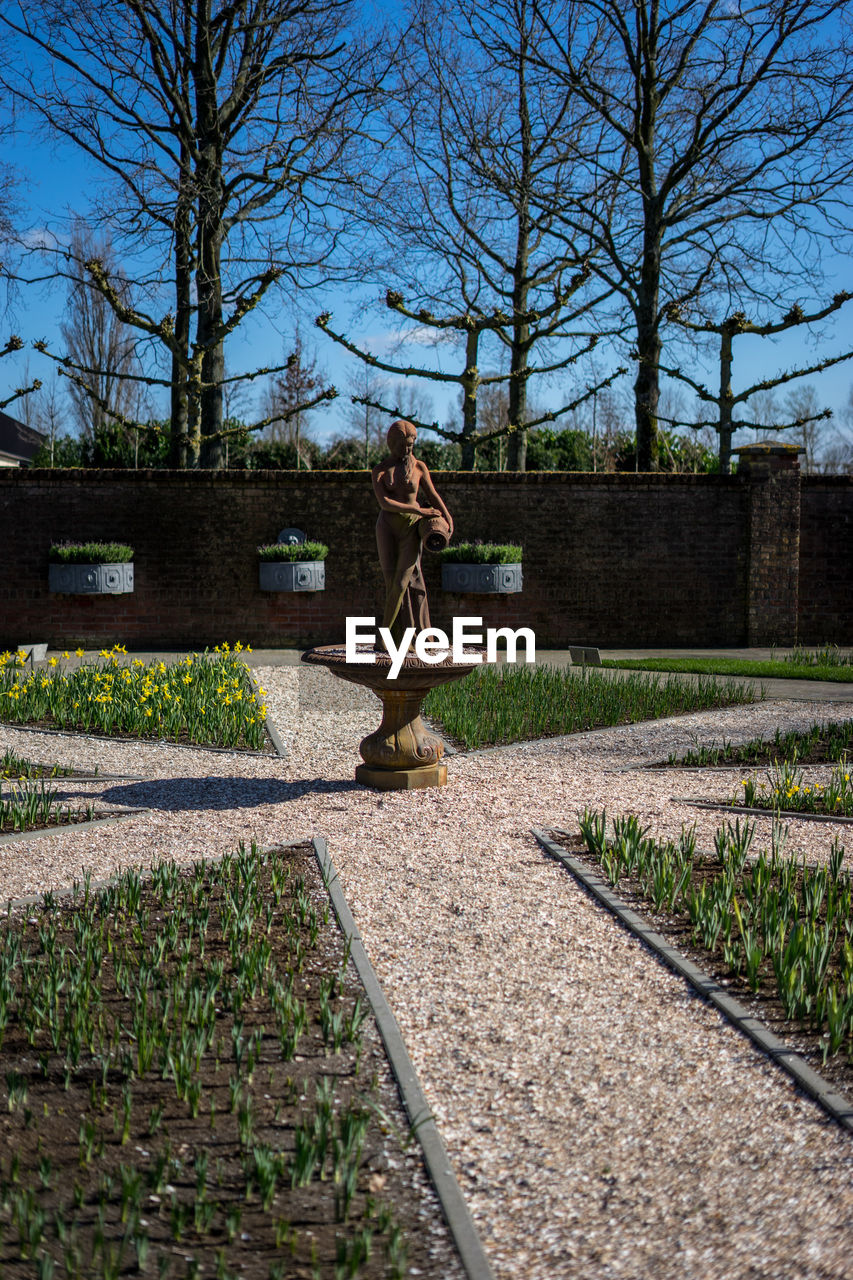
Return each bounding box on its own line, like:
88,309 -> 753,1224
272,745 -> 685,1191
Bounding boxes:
311,836 -> 496,1280
532,827 -> 853,1134
676,797 -> 853,825
0,721 -> 281,760
0,809 -> 153,848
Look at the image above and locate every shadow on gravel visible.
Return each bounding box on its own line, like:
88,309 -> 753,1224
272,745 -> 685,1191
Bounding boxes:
53,776 -> 362,812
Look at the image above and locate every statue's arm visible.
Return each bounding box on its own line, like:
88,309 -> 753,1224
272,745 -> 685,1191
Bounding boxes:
418,465 -> 454,534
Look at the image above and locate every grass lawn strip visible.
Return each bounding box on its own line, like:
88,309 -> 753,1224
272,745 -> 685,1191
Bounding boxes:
0,841 -> 464,1280
533,828 -> 853,1133
563,811 -> 853,1103
423,663 -> 759,751
604,657 -> 853,683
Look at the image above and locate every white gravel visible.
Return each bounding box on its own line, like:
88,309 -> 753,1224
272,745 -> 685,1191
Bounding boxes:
2,669 -> 853,1280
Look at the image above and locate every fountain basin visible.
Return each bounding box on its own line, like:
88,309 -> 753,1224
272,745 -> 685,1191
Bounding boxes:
301,644 -> 483,789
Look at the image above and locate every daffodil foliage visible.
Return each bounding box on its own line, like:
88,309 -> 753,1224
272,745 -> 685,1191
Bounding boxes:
0,644 -> 268,751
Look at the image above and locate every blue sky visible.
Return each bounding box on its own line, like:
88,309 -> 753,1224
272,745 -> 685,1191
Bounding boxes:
2,16 -> 853,454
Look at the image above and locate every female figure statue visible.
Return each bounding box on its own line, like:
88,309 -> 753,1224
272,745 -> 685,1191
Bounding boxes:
372,419 -> 454,645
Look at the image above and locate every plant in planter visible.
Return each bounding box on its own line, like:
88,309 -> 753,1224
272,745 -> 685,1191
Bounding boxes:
258,535 -> 328,592
440,542 -> 523,593
48,542 -> 135,595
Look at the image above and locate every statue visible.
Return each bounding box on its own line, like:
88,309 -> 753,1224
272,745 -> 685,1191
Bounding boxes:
302,416 -> 479,791
372,419 -> 453,645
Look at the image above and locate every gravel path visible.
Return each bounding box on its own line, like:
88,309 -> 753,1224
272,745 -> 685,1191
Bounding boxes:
2,669 -> 852,1280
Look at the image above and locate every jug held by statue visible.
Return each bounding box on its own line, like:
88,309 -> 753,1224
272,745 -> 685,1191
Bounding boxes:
419,514 -> 451,553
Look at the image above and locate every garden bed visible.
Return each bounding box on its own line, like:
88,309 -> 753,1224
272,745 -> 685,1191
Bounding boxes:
0,648 -> 273,754
0,841 -> 460,1279
563,813 -> 853,1102
423,663 -> 760,751
661,718 -> 853,769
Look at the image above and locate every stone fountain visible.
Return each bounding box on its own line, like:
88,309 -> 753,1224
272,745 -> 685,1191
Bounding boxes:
301,419 -> 480,790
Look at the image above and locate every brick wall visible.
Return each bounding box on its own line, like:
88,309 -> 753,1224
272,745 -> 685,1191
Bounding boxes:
0,462 -> 843,650
798,476 -> 853,644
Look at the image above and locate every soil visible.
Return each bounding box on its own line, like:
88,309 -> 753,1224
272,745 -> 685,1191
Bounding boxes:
0,809 -> 132,837
0,842 -> 461,1279
0,717 -> 277,755
658,726 -> 853,769
548,829 -> 853,1105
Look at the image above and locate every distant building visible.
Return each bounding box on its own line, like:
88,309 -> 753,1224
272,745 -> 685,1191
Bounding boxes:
0,411 -> 47,467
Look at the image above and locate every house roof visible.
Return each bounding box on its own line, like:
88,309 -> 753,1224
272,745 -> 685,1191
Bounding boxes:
0,411 -> 47,464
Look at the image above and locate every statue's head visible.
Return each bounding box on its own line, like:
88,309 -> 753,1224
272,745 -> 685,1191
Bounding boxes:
387,419 -> 416,458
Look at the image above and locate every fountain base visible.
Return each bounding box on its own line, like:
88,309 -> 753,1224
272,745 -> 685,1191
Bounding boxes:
301,644 -> 482,790
355,761 -> 447,790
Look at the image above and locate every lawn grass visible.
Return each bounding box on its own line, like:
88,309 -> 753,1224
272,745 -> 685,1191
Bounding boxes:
423,663 -> 760,750
603,657 -> 853,682
0,645 -> 269,751
0,842 -> 443,1279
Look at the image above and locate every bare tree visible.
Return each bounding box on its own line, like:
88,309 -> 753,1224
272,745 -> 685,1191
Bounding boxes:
342,364 -> 388,468
60,226 -> 147,444
327,0 -> 618,470
661,295 -> 853,471
262,327 -> 335,469
531,0 -> 853,470
1,0 -> 385,466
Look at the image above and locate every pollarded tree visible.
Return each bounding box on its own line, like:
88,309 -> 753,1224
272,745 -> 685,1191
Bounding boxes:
0,0 -> 385,466
318,289 -> 625,466
530,0 -> 853,470
662,293 -> 853,472
332,0 -> 619,470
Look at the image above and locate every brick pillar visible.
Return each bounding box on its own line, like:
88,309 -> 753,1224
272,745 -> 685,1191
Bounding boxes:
734,443 -> 803,646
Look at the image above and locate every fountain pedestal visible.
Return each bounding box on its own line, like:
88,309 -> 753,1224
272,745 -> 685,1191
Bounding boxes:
301,645 -> 481,789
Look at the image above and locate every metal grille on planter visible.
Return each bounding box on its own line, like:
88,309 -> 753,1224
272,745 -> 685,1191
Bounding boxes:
48,563 -> 135,595
258,527 -> 327,592
259,560 -> 325,592
441,562 -> 522,594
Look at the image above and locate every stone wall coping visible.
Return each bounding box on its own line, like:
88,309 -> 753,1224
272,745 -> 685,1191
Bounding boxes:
4,467 -> 741,486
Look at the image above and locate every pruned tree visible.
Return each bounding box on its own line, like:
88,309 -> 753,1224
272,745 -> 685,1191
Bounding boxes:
261,328 -> 335,469
530,0 -> 853,470
317,288 -> 624,467
60,226 -> 147,447
0,337 -> 41,413
661,294 -> 853,471
327,0 -> 619,470
0,0 -> 385,466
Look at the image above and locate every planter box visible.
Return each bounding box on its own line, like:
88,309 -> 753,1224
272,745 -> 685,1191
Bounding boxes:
441,562 -> 523,593
48,563 -> 134,595
259,561 -> 325,592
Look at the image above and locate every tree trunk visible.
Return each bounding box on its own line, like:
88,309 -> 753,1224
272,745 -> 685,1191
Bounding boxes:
195,11 -> 225,469
506,4 -> 532,474
634,233 -> 661,471
171,149 -> 192,468
460,327 -> 479,470
717,327 -> 735,474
